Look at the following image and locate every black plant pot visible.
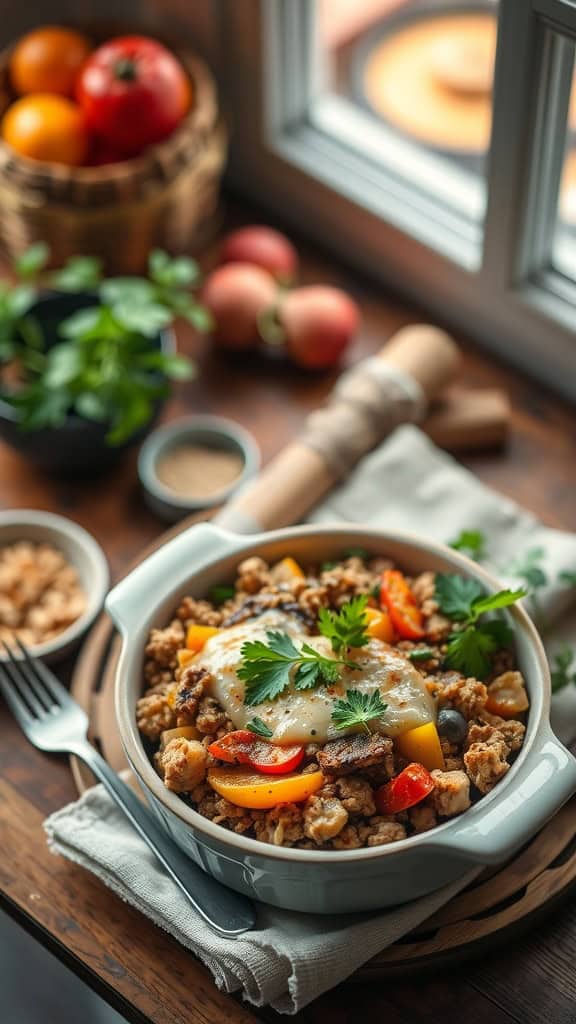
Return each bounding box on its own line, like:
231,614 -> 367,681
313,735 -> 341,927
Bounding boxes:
0,292 -> 174,476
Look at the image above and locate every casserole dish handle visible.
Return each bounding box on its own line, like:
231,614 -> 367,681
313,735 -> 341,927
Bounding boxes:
430,729 -> 576,864
106,523 -> 240,635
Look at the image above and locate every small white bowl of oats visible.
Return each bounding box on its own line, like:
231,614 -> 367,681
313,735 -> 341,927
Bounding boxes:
0,510 -> 109,662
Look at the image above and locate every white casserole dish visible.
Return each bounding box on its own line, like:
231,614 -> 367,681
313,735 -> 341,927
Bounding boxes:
107,523 -> 576,914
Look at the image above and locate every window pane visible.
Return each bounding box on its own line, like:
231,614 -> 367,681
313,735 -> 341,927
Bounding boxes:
554,50 -> 576,281
317,0 -> 499,219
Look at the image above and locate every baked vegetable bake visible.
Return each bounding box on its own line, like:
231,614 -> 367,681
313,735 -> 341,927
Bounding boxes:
137,551 -> 529,850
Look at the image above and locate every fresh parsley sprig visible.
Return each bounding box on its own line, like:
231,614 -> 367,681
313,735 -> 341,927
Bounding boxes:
435,575 -> 527,679
238,631 -> 360,707
317,594 -> 370,656
331,689 -> 388,733
238,595 -> 370,706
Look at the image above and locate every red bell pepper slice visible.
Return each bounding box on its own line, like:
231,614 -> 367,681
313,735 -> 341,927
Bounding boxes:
375,762 -> 435,814
208,730 -> 305,775
380,569 -> 425,640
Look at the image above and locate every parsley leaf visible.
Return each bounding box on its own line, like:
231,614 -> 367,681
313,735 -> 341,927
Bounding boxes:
444,624 -> 499,679
559,571 -> 576,588
331,689 -> 388,733
436,574 -> 526,679
245,717 -> 273,738
449,529 -> 487,561
317,594 -> 370,656
239,631 -> 359,706
468,589 -> 527,622
551,647 -> 576,694
435,575 -> 526,624
435,575 -> 484,620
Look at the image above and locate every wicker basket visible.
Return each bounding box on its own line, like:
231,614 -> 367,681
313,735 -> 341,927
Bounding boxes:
0,49 -> 226,273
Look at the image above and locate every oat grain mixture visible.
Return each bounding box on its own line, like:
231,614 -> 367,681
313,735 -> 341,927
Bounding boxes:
0,541 -> 86,647
138,551 -> 529,850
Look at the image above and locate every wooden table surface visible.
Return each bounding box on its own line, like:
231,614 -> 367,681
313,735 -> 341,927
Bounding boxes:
1,209 -> 576,1024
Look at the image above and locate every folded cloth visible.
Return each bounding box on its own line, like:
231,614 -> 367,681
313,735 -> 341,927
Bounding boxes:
44,425 -> 576,1014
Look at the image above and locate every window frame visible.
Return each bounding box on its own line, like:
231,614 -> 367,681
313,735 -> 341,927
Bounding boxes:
219,0 -> 576,399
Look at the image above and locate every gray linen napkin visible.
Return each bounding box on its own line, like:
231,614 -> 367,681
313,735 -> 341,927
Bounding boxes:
44,425 -> 576,1013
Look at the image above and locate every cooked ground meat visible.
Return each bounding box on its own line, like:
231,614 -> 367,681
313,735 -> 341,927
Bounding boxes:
303,795 -> 348,843
159,737 -> 207,792
136,682 -> 177,740
464,735 -> 510,793
145,623 -> 184,668
409,804 -> 438,833
430,770 -> 471,817
138,550 -> 527,850
254,803 -> 305,846
317,733 -> 395,776
175,596 -> 223,628
175,666 -> 211,725
195,696 -> 228,735
435,673 -> 488,719
335,776 -> 376,816
359,816 -> 407,846
477,712 -> 525,751
236,556 -> 271,594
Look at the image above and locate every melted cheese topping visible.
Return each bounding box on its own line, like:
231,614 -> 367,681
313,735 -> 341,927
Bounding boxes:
196,611 -> 435,744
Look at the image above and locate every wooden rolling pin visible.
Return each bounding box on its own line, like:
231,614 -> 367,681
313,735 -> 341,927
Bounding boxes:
215,325 -> 460,533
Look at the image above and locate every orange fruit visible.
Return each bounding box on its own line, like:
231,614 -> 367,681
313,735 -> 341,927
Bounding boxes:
2,94 -> 88,166
10,26 -> 92,97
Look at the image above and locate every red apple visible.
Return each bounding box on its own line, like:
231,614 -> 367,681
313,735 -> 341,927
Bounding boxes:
279,286 -> 359,369
221,225 -> 298,284
201,263 -> 277,349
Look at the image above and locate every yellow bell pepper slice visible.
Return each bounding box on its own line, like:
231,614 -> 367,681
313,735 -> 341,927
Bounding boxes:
271,556 -> 305,583
186,624 -> 220,652
395,721 -> 445,771
207,765 -> 324,809
160,725 -> 201,750
364,606 -> 395,644
177,648 -> 197,668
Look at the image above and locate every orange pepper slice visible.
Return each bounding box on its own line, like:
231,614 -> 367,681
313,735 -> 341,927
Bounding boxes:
177,648 -> 197,668
186,624 -> 220,652
364,606 -> 395,644
207,765 -> 324,808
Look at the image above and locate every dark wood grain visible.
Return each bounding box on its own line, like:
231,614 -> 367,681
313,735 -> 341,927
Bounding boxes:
1,203 -> 576,1023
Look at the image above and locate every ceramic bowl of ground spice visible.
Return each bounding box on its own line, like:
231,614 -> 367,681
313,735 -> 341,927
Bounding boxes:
138,415 -> 260,522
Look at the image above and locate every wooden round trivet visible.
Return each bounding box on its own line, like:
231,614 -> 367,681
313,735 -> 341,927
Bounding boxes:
70,517 -> 576,975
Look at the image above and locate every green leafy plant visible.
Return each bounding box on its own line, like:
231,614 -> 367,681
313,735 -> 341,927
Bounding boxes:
317,594 -> 370,656
238,595 -> 370,706
0,246 -> 212,445
238,631 -> 360,706
435,574 -> 526,679
331,689 -> 387,733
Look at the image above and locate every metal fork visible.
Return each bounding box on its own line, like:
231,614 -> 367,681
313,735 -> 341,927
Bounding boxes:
0,639 -> 256,937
